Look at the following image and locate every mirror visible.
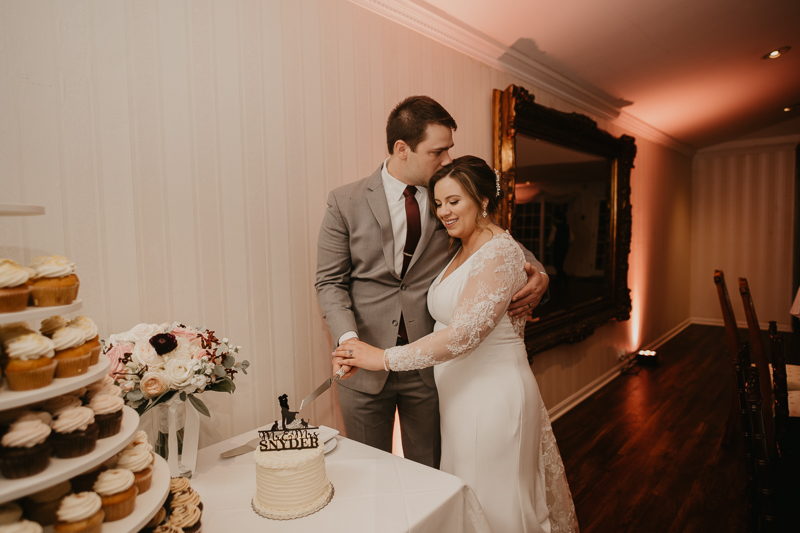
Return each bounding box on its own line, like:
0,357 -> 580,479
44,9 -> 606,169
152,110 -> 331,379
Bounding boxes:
492,84 -> 636,359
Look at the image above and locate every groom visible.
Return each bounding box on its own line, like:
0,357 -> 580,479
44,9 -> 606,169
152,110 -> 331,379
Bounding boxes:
315,96 -> 548,468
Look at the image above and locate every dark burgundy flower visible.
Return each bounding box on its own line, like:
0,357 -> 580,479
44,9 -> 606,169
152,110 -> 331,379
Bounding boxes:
149,333 -> 178,355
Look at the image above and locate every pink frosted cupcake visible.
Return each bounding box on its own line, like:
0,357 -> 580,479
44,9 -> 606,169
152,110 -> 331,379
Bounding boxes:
88,395 -> 124,438
51,407 -> 99,459
0,420 -> 52,479
93,469 -> 138,522
67,317 -> 101,366
54,492 -> 104,533
0,260 -> 31,313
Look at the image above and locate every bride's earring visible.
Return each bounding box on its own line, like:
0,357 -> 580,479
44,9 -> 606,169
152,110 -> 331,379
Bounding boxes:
482,202 -> 488,219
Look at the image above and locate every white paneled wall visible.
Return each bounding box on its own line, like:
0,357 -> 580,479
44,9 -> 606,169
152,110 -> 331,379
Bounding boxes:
0,0 -> 693,446
691,139 -> 797,330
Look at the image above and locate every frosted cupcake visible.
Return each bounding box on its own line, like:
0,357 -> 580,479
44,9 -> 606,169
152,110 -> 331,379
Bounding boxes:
42,395 -> 83,418
169,488 -> 201,511
93,469 -> 138,522
0,520 -> 43,533
67,317 -> 101,365
54,492 -> 104,533
39,316 -> 68,338
14,411 -> 53,427
167,504 -> 202,533
0,420 -> 52,479
28,256 -> 79,307
88,394 -> 124,438
20,481 -> 71,526
0,260 -> 31,313
0,503 -> 23,525
84,377 -> 122,402
51,407 -> 99,458
116,446 -> 153,494
4,333 -> 57,391
49,326 -> 90,378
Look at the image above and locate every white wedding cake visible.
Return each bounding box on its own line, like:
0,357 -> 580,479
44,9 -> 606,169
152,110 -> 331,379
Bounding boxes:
251,425 -> 333,520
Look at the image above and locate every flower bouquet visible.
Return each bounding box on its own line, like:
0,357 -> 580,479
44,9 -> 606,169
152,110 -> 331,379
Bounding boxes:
103,322 -> 249,417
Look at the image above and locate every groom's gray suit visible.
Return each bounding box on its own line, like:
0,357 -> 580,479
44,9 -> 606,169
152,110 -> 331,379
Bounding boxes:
316,165 -> 544,467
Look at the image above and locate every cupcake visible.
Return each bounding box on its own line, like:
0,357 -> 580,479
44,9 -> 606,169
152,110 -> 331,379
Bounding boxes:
124,430 -> 153,453
93,469 -> 138,522
167,504 -> 201,533
169,477 -> 191,494
42,396 -> 83,418
53,492 -> 104,533
152,524 -> 183,533
84,377 -> 122,402
49,326 -> 90,378
20,481 -> 71,526
28,256 -> 79,307
141,506 -> 166,530
115,446 -> 153,494
51,407 -> 99,459
88,395 -> 124,438
0,420 -> 52,479
0,260 -> 31,313
0,520 -> 43,533
169,488 -> 201,511
66,317 -> 101,366
69,464 -> 106,494
3,334 -> 57,391
39,316 -> 68,339
14,411 -> 53,427
0,503 -> 23,525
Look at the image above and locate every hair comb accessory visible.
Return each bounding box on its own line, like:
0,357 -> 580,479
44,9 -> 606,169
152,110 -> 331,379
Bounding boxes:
494,169 -> 501,197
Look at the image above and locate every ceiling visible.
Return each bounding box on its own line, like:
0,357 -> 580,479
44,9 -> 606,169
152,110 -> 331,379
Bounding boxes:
412,0 -> 800,149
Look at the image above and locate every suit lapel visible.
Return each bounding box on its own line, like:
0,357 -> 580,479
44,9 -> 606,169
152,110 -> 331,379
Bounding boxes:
366,168 -> 401,280
407,207 -> 439,274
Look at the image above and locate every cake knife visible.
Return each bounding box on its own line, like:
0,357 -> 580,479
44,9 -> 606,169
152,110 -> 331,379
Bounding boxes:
299,366 -> 347,411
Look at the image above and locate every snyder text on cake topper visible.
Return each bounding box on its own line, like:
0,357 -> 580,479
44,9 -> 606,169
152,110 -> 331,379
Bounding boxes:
259,394 -> 320,452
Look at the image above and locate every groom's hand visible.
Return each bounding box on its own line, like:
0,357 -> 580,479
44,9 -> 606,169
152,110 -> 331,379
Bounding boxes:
508,264 -> 549,318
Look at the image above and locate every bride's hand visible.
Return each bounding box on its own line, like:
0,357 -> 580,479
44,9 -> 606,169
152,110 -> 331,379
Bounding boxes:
333,339 -> 386,372
332,358 -> 356,380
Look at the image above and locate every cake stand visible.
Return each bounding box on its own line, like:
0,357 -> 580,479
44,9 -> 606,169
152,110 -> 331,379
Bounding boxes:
0,300 -> 84,326
0,204 -> 45,217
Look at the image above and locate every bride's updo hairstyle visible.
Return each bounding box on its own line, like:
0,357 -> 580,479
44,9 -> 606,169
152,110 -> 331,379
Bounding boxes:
428,155 -> 500,227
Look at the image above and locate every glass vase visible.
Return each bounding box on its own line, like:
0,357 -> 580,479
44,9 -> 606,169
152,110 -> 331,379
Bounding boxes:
154,396 -> 197,478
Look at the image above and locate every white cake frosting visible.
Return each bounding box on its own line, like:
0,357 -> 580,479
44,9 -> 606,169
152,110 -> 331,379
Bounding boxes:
252,442 -> 333,520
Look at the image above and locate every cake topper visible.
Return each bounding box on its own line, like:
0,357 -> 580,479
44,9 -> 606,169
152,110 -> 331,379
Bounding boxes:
259,394 -> 320,452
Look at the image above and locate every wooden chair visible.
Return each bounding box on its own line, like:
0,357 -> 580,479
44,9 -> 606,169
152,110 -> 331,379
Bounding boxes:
735,343 -> 760,533
714,270 -> 746,445
768,322 -> 790,455
738,278 -> 776,452
745,365 -> 778,532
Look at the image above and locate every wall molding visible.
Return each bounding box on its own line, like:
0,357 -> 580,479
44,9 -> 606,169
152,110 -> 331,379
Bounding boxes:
695,134 -> 800,157
691,317 -> 792,333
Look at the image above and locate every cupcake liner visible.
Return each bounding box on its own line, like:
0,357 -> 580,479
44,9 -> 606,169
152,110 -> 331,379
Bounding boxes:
52,423 -> 99,459
30,282 -> 79,307
95,410 -> 123,439
101,486 -> 138,522
5,359 -> 58,391
53,508 -> 104,533
0,441 -> 52,479
21,496 -> 65,526
54,352 -> 92,378
133,466 -> 153,494
87,345 -> 101,366
0,286 -> 30,313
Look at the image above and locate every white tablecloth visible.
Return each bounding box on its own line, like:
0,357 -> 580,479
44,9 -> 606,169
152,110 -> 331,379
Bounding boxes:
192,425 -> 492,533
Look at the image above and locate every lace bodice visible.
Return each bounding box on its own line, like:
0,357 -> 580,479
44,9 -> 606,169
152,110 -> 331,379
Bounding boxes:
385,232 -> 527,372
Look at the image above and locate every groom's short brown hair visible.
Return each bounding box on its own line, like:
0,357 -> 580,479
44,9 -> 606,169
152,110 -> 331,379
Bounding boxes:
386,96 -> 457,155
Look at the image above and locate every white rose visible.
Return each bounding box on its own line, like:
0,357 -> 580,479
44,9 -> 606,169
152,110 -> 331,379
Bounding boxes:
163,337 -> 193,363
191,375 -> 208,392
132,340 -> 164,368
165,358 -> 196,390
129,323 -> 164,342
140,371 -> 171,398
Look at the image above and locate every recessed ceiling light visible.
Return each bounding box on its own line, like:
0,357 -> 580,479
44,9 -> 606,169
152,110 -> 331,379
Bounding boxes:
763,46 -> 791,59
785,104 -> 798,112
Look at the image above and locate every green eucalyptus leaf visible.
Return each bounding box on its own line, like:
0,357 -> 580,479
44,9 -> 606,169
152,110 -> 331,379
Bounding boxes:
126,390 -> 143,401
241,360 -> 250,369
188,394 -> 211,417
223,355 -> 235,368
214,365 -> 226,378
180,391 -> 187,401
141,390 -> 178,414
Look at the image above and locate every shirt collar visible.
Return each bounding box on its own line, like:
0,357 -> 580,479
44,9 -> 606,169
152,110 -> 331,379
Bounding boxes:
382,158 -> 421,201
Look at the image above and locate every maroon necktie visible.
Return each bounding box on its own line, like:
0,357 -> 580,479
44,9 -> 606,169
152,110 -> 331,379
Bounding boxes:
398,186 -> 421,343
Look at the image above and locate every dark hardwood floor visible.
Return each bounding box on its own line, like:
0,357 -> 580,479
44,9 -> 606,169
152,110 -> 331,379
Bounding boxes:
550,324 -> 795,533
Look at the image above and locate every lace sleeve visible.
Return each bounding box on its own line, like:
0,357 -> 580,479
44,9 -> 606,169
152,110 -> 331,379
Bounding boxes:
385,234 -> 527,372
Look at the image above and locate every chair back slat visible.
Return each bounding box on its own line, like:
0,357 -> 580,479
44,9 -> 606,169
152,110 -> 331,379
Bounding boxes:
738,278 -> 776,451
714,270 -> 743,360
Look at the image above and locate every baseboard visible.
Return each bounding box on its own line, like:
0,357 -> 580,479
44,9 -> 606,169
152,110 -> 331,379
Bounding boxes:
646,318 -> 693,350
690,316 -> 792,333
547,361 -> 625,422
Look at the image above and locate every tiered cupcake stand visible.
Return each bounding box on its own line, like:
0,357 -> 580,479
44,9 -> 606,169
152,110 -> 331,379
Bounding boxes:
1,205 -> 169,532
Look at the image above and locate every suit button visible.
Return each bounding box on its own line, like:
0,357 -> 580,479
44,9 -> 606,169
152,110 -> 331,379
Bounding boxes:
400,284 -> 407,291
392,320 -> 398,326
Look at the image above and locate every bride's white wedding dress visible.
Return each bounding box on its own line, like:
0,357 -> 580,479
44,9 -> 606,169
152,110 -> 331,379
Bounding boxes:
385,232 -> 578,533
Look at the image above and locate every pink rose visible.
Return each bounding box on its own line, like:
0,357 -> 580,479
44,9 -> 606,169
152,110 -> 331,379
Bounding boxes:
119,381 -> 135,392
140,371 -> 171,398
106,342 -> 134,380
171,327 -> 199,340
192,348 -> 210,360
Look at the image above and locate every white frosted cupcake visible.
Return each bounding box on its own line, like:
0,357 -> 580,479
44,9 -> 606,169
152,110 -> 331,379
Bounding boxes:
51,407 -> 98,458
28,256 -> 79,307
0,260 -> 31,313
39,316 -> 68,338
54,492 -> 104,533
0,420 -> 52,479
42,395 -> 83,418
3,333 -> 57,391
14,411 -> 53,427
88,394 -> 124,438
66,317 -> 101,365
0,520 -> 43,533
115,446 -> 153,494
49,326 -> 90,378
93,469 -> 137,522
84,377 -> 122,402
123,430 -> 153,454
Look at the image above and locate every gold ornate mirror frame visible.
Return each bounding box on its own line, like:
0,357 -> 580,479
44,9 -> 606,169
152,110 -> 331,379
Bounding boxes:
493,84 -> 636,360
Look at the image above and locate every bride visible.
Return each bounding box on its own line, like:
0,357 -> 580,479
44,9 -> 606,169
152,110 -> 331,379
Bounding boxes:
333,156 -> 579,533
